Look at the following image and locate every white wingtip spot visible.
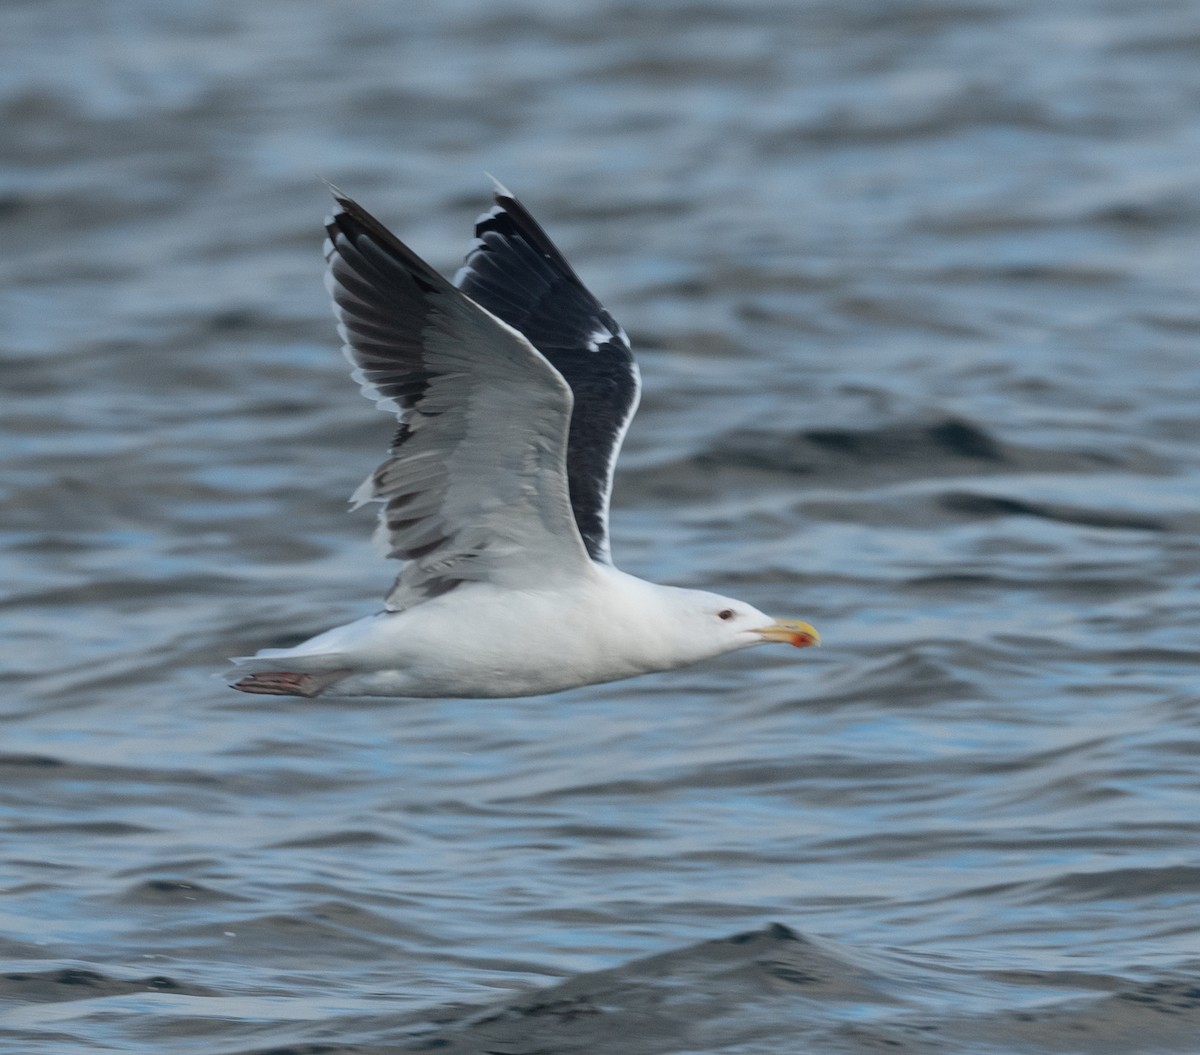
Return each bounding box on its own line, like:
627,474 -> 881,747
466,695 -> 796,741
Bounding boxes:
471,203 -> 506,229
485,172 -> 515,200
586,327 -> 614,352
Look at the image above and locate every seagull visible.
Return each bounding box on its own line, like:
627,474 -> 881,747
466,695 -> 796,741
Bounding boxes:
229,183 -> 818,699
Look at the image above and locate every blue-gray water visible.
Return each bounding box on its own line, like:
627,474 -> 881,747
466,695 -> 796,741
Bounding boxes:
4,1 -> 1200,1052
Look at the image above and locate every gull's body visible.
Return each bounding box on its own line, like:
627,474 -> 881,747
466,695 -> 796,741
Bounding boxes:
230,184 -> 816,699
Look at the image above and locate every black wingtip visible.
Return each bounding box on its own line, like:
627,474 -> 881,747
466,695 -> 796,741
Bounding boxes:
323,189 -> 459,306
318,176 -> 354,208
326,193 -> 403,250
485,172 -> 518,206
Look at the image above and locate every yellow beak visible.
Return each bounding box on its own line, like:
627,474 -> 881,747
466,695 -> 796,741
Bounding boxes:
754,619 -> 820,648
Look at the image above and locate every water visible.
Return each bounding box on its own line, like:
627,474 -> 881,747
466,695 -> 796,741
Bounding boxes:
4,0 -> 1200,1051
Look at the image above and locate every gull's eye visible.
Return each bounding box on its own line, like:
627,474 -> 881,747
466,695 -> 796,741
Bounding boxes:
718,608 -> 735,621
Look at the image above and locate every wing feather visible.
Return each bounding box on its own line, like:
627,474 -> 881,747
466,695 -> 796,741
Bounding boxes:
324,195 -> 593,611
454,183 -> 641,564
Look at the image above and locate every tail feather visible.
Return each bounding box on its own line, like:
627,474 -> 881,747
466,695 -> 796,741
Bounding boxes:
230,668 -> 352,698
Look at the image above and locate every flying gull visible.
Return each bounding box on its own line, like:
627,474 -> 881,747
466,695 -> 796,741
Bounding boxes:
229,184 -> 818,698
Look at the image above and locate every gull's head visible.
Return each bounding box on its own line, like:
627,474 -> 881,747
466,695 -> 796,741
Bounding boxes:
599,575 -> 819,677
654,588 -> 819,665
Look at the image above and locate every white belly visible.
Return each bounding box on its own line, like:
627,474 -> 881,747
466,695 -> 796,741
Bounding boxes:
255,577 -> 675,698
233,566 -> 747,700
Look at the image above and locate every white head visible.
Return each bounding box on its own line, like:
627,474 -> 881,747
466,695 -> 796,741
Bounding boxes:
626,581 -> 819,673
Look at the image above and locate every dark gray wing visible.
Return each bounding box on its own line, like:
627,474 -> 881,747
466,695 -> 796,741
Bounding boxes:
324,194 -> 592,612
454,183 -> 641,565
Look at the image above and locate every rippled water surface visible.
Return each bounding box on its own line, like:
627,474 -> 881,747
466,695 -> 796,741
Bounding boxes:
5,1 -> 1200,1052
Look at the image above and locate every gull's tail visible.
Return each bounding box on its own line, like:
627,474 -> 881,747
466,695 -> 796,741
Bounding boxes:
225,647 -> 352,698
229,668 -> 352,698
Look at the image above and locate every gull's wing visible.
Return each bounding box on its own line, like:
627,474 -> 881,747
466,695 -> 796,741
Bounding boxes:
324,194 -> 593,612
454,183 -> 641,565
